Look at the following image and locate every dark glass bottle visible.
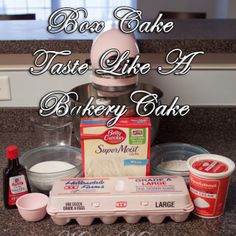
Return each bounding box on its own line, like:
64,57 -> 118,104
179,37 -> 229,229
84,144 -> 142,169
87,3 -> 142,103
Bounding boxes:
3,145 -> 31,209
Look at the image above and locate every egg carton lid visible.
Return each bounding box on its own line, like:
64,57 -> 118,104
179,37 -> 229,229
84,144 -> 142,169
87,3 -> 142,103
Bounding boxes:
47,176 -> 194,215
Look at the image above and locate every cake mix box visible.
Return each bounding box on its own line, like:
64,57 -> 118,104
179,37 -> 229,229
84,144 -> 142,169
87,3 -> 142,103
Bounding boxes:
80,117 -> 151,177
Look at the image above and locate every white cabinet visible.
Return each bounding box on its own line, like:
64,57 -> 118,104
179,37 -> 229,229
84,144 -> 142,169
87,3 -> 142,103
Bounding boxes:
140,70 -> 236,105
0,71 -> 91,107
0,69 -> 236,107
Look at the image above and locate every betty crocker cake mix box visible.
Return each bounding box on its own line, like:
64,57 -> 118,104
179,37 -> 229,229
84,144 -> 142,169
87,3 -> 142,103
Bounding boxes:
80,117 -> 151,177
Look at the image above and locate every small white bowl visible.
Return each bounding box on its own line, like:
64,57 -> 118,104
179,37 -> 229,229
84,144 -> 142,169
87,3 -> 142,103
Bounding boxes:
16,193 -> 48,222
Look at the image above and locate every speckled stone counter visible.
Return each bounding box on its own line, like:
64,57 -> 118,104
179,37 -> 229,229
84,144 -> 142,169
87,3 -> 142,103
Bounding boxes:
0,107 -> 236,236
1,39 -> 236,54
1,19 -> 236,54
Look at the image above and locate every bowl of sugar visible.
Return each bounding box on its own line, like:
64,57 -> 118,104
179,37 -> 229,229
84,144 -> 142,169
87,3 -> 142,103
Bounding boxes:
20,145 -> 82,192
151,143 -> 209,182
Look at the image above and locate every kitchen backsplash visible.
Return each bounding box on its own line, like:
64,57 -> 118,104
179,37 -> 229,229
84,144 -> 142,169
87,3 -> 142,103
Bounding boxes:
1,70 -> 236,107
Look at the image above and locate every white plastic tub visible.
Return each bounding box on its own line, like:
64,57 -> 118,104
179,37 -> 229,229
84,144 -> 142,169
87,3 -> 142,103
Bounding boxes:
47,176 -> 194,225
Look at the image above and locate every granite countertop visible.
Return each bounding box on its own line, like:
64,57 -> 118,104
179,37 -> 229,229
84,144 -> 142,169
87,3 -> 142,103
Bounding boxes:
0,19 -> 236,54
0,108 -> 236,236
1,19 -> 236,41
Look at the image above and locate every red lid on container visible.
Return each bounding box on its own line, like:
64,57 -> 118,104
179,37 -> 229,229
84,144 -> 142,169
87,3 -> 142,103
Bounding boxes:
6,145 -> 19,160
192,159 -> 228,174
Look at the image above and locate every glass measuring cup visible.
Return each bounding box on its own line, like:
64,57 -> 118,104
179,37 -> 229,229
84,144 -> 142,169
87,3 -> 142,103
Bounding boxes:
31,116 -> 73,147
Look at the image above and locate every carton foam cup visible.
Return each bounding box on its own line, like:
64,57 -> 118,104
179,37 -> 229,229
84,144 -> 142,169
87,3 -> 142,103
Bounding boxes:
16,193 -> 48,222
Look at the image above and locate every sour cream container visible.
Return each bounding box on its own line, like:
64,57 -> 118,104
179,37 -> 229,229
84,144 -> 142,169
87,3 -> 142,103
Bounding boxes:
187,154 -> 235,218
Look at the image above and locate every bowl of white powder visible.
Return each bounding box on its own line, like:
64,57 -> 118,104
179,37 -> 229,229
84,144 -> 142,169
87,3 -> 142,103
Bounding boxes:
151,143 -> 209,180
20,145 -> 82,192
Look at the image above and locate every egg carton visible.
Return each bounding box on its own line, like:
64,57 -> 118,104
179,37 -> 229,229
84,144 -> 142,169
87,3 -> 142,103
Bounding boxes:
47,176 -> 194,225
50,211 -> 191,226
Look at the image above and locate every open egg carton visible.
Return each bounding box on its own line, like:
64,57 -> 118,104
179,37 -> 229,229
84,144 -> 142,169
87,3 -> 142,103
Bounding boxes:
47,176 -> 194,226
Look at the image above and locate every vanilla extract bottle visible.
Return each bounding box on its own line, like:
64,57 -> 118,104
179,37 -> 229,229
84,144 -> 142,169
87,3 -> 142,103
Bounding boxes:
3,145 -> 31,209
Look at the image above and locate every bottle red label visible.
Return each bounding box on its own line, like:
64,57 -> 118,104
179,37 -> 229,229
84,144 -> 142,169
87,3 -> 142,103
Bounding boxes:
8,175 -> 29,205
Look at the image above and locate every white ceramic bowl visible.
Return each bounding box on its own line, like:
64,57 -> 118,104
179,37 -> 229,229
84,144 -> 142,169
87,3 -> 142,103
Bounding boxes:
16,193 -> 48,222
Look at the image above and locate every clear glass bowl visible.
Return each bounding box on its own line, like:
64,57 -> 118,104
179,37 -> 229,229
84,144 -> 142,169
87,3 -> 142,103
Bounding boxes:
20,145 -> 82,192
30,116 -> 73,147
151,143 -> 209,179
